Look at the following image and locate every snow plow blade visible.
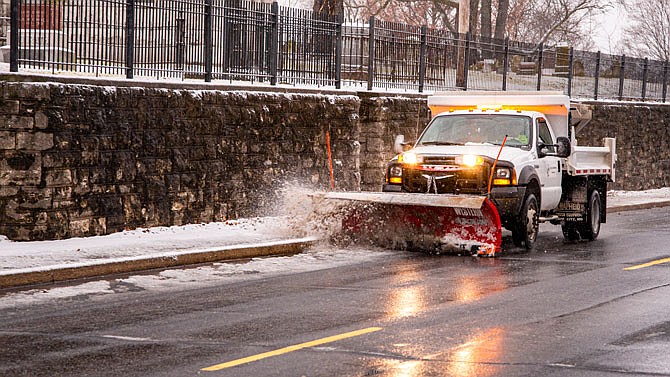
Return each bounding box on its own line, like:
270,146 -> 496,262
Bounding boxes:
323,192 -> 502,256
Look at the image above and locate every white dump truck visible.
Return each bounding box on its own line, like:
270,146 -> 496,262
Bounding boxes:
323,91 -> 616,256
374,91 -> 616,251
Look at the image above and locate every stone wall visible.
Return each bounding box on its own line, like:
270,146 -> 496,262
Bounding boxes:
0,80 -> 361,240
577,101 -> 670,191
1,76 -> 669,241
358,93 -> 431,191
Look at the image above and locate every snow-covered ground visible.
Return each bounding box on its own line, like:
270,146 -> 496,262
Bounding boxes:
0,245 -> 393,309
1,188 -> 669,309
0,203 -> 396,308
607,187 -> 670,207
1,188 -> 669,272
0,217 -> 297,272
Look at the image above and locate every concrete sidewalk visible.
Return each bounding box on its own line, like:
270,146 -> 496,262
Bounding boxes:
1,189 -> 669,289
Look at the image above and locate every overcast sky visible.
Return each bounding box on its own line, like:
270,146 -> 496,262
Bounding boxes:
591,2 -> 628,54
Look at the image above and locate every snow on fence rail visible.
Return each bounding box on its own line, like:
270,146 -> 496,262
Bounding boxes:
5,0 -> 669,102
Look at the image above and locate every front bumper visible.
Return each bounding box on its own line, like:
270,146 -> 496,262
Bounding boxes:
383,182 -> 525,222
490,186 -> 526,219
382,183 -> 403,192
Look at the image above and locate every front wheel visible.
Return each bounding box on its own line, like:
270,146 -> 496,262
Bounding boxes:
562,190 -> 601,241
512,193 -> 539,249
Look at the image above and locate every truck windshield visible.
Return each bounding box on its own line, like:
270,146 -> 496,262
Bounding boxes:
418,114 -> 532,148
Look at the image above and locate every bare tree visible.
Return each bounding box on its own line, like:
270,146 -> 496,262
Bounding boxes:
504,0 -> 607,48
314,0 -> 344,16
344,0 -> 604,48
619,0 -> 670,60
469,0 -> 480,33
345,0 -> 459,31
481,0 -> 492,38
493,0 -> 509,40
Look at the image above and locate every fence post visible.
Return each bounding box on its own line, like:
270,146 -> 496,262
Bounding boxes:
593,51 -> 600,99
367,16 -> 375,91
463,32 -> 470,91
502,37 -> 509,91
335,14 -> 343,89
203,0 -> 213,82
418,25 -> 427,93
663,60 -> 668,103
566,47 -> 574,97
536,43 -> 543,91
641,57 -> 648,101
223,6 -> 231,73
125,0 -> 135,79
619,55 -> 626,101
268,2 -> 279,85
9,0 -> 19,72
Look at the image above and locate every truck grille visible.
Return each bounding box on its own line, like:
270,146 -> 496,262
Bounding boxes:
402,165 -> 489,194
422,156 -> 457,165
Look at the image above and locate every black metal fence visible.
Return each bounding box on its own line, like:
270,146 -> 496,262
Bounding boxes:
8,0 -> 670,102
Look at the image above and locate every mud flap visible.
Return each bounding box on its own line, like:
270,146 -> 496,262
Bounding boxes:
322,192 -> 503,257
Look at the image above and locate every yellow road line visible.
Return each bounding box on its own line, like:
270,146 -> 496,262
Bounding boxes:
624,257 -> 670,271
201,327 -> 383,372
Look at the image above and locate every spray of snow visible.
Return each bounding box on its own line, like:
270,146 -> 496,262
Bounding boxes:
270,184 -> 354,245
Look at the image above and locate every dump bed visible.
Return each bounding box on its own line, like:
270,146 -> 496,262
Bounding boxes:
566,138 -> 617,181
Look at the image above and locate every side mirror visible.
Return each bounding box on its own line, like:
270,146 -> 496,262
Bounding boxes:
555,136 -> 571,158
393,134 -> 413,154
538,136 -> 571,158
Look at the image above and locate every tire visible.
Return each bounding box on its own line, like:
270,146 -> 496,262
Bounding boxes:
562,190 -> 601,241
512,193 -> 539,249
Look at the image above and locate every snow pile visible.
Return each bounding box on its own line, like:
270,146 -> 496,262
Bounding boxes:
607,187 -> 670,206
0,217 -> 294,271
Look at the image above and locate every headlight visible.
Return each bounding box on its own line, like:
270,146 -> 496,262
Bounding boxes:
388,165 -> 403,184
456,154 -> 484,167
398,152 -> 420,165
495,167 -> 511,179
492,167 -> 514,185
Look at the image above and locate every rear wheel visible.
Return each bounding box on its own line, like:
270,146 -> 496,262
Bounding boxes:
562,190 -> 601,241
512,193 -> 539,249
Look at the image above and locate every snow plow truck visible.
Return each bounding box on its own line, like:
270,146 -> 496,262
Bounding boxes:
324,91 -> 616,257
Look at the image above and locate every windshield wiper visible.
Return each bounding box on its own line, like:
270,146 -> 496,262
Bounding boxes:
419,141 -> 464,146
490,141 -> 522,148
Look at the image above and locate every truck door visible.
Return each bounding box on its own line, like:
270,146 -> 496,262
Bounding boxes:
537,117 -> 562,210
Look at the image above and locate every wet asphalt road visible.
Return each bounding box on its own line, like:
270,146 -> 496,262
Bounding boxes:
1,207 -> 670,377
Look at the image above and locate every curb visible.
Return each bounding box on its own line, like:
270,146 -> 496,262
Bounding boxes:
607,201 -> 670,213
0,237 -> 319,290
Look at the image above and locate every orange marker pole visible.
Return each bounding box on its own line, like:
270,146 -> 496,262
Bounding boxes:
487,135 -> 508,195
325,130 -> 335,189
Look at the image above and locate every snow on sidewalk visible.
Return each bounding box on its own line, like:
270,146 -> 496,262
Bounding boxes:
0,217 -> 297,272
607,187 -> 670,208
